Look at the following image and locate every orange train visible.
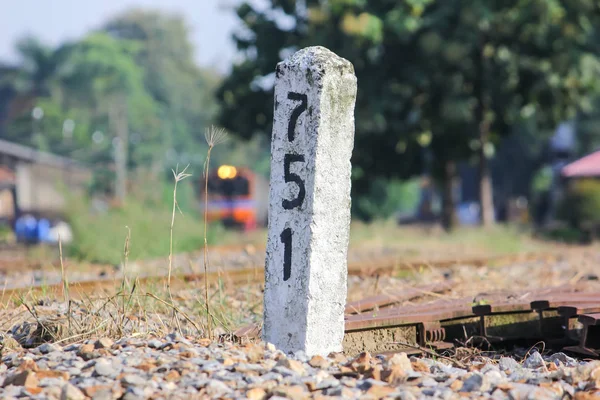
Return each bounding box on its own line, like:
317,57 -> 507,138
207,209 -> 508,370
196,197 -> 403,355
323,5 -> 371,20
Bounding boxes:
198,165 -> 269,230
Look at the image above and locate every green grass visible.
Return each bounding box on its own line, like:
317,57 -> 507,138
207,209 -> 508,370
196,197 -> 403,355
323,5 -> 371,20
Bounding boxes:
349,219 -> 543,256
66,183 -> 225,265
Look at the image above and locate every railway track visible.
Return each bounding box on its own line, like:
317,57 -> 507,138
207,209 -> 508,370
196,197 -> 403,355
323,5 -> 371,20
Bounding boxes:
3,245 -> 599,357
235,284 -> 600,358
0,250 -> 564,303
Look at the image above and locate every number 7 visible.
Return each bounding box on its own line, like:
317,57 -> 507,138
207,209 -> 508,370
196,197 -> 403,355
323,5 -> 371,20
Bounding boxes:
287,92 -> 307,142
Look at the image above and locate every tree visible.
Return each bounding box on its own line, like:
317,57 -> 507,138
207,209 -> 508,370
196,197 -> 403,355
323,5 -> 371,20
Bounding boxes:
0,37 -> 73,149
3,36 -> 70,98
103,9 -> 220,158
218,0 -> 600,228
62,32 -> 159,201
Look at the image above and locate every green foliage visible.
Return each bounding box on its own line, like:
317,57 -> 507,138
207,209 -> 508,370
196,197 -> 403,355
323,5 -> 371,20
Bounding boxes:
63,33 -> 145,98
103,10 -> 221,153
539,225 -> 584,244
353,179 -> 420,221
531,166 -> 553,194
2,36 -> 69,97
218,0 -> 600,221
558,179 -> 600,228
1,9 -> 222,180
66,180 -> 223,265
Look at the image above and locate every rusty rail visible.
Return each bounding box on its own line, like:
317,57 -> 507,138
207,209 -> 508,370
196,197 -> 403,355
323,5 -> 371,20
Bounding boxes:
0,249 -> 556,303
234,285 -> 600,357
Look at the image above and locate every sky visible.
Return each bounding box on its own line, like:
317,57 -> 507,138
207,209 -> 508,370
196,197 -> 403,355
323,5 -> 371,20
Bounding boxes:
0,0 -> 243,72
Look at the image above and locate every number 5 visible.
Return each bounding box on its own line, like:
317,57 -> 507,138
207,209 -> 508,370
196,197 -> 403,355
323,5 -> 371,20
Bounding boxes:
282,153 -> 305,210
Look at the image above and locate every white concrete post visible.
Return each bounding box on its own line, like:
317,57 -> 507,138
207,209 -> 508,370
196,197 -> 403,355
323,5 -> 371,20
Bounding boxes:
263,46 -> 357,356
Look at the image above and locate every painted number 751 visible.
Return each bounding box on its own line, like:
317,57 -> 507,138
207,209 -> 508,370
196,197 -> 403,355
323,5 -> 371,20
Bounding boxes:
280,91 -> 307,282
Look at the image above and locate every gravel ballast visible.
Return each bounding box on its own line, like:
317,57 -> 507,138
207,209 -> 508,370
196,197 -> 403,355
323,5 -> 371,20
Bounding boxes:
0,333 -> 599,399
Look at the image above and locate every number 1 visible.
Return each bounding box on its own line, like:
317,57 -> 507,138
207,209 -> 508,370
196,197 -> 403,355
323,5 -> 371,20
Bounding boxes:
280,228 -> 292,281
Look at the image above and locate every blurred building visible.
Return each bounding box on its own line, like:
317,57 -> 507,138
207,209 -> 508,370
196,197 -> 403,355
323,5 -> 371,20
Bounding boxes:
0,139 -> 91,221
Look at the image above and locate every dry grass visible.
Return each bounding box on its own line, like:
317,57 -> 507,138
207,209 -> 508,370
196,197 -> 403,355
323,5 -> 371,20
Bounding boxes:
1,273 -> 263,349
0,140 -> 264,350
202,126 -> 228,340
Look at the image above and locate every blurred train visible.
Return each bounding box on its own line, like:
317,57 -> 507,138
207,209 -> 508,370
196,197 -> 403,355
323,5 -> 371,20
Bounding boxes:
198,165 -> 269,230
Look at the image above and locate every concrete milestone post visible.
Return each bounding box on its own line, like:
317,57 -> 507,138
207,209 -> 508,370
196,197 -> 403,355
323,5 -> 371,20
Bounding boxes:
263,46 -> 357,356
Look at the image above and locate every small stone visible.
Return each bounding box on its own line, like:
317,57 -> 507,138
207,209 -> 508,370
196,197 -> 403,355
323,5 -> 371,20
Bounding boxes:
540,381 -> 564,397
147,339 -> 162,349
61,383 -> 86,400
122,386 -> 146,400
529,387 -> 562,400
63,344 -> 79,352
365,365 -> 382,381
311,378 -> 340,391
485,370 -> 504,386
523,352 -> 545,369
348,352 -> 372,374
165,370 -> 180,382
82,385 -> 112,398
499,357 -> 520,372
461,373 -> 483,392
353,351 -> 371,365
308,355 -> 329,369
388,353 -> 413,372
328,352 -> 348,364
77,344 -> 97,360
271,385 -> 308,400
394,390 -> 417,400
94,358 -> 116,377
293,350 -> 309,362
276,358 -> 306,375
95,337 -> 114,349
235,363 -> 265,376
420,377 -> 438,387
365,384 -> 395,399
574,392 -> 598,400
17,359 -> 39,372
133,361 -> 155,372
338,365 -> 355,374
481,364 -> 500,374
382,364 -> 408,385
266,343 -> 277,352
36,370 -> 69,380
3,370 -> 38,388
205,380 -> 233,396
247,387 -> 267,400
591,366 -> 600,382
222,358 -> 235,367
574,360 -> 600,381
25,386 -> 43,395
246,344 -> 265,362
506,383 -> 539,399
120,374 -> 146,387
38,343 -> 60,354
328,387 -> 356,397
411,360 -> 430,373
548,352 -> 575,366
450,379 -> 463,391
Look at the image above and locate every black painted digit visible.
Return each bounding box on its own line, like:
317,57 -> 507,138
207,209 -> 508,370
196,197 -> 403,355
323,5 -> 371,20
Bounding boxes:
280,228 -> 292,281
287,92 -> 307,142
281,92 -> 306,282
282,154 -> 305,210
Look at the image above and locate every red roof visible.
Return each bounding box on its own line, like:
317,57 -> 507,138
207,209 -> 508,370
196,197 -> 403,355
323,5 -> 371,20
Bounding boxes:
562,150 -> 600,178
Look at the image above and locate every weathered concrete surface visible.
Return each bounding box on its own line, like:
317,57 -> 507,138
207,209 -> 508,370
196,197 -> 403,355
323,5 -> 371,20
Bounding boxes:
263,46 -> 357,356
